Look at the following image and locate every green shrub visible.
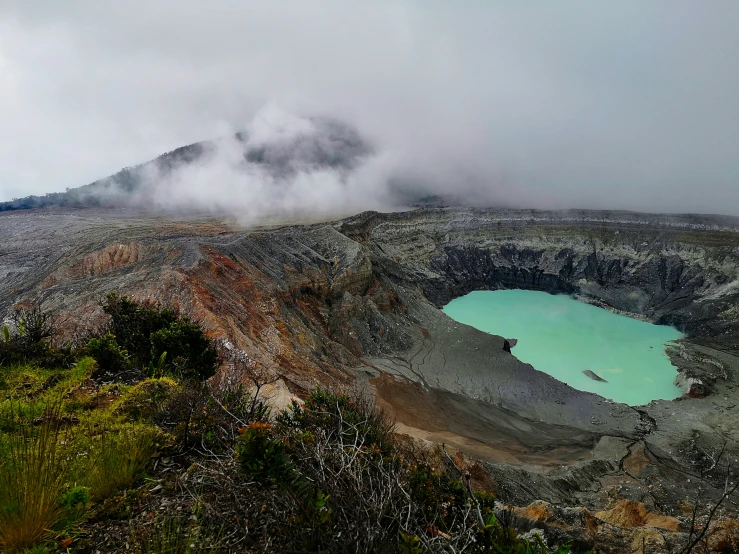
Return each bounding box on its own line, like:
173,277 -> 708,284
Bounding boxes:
60,485 -> 90,510
153,380 -> 271,453
276,388 -> 395,456
59,484 -> 91,527
10,308 -> 53,345
236,422 -> 293,484
0,308 -> 75,369
270,389 -> 409,551
217,383 -> 270,427
86,332 -> 129,375
150,319 -> 218,381
475,489 -> 497,514
154,380 -> 208,449
301,489 -> 332,531
399,532 -> 423,554
102,293 -> 177,367
408,462 -> 466,530
101,293 -> 218,381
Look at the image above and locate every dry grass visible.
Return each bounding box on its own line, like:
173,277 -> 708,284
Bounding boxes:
0,403 -> 70,552
82,422 -> 157,500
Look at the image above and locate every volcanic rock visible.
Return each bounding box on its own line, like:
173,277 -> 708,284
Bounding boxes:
583,369 -> 608,382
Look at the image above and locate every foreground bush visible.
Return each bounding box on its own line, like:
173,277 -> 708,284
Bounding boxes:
236,421 -> 292,484
233,388 -> 575,553
149,319 -> 218,381
86,332 -> 130,376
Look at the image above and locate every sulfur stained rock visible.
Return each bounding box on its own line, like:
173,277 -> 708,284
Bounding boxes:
595,500 -> 680,531
81,242 -> 144,276
513,500 -> 683,553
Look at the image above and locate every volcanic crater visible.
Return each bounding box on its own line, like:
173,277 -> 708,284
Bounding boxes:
2,206 -> 739,527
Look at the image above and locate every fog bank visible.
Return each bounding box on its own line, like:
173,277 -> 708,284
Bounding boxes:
1,1 -> 738,215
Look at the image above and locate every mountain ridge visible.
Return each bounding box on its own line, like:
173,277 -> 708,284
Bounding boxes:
0,116 -> 373,212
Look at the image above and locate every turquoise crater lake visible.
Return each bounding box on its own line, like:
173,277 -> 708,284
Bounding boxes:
443,290 -> 683,406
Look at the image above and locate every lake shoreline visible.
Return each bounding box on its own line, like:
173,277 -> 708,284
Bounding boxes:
443,290 -> 683,406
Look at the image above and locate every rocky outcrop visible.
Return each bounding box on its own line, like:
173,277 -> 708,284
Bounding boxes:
511,499 -> 739,554
583,370 -> 608,382
39,242 -> 146,289
594,500 -> 680,531
674,372 -> 706,398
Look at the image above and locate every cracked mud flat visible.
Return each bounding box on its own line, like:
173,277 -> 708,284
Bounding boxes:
2,206 -> 739,533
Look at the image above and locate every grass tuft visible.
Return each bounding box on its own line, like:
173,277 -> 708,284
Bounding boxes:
81,422 -> 157,500
0,403 -> 70,552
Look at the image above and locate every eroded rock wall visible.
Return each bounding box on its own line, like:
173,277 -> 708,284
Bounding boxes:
341,208 -> 739,353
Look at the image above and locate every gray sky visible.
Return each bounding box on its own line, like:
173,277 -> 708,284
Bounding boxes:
1,1 -> 738,215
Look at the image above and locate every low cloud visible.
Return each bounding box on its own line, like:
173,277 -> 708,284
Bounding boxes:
74,105 -> 403,222
1,1 -> 738,216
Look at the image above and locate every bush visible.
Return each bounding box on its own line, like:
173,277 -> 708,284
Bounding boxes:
247,388 -> 575,553
120,385 -> 579,553
154,380 -> 209,450
271,389 -> 406,551
59,484 -> 91,526
277,388 -> 395,456
216,382 -> 270,428
236,422 -> 292,484
10,307 -> 54,345
60,485 -> 91,510
102,293 -> 177,367
86,332 -> 130,376
150,319 -> 218,381
0,307 -> 75,369
101,293 -> 218,381
408,462 -> 466,530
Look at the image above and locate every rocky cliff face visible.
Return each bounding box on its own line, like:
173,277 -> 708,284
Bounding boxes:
2,206 -> 739,544
340,208 -> 739,348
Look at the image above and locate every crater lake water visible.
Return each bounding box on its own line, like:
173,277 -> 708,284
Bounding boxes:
442,290 -> 683,405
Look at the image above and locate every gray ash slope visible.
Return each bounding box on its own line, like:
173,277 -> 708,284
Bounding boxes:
2,205 -> 739,518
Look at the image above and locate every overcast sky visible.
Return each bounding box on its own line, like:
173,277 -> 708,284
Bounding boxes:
1,1 -> 738,215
